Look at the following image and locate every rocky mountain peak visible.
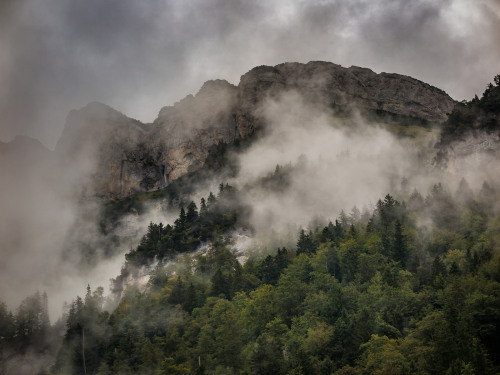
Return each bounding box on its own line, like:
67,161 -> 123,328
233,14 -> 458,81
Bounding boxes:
237,61 -> 455,123
155,79 -> 237,134
54,61 -> 458,198
197,79 -> 237,96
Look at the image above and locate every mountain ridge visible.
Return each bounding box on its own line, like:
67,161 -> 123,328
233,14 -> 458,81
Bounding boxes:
13,61 -> 459,199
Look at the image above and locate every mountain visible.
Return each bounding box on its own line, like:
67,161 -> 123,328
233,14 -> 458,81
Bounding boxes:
3,66 -> 500,375
54,61 -> 456,198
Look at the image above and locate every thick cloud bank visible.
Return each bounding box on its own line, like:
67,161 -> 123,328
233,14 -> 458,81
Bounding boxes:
1,0 -> 499,148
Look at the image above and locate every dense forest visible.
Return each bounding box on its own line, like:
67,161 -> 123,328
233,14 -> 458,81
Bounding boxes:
1,77 -> 500,375
3,179 -> 499,375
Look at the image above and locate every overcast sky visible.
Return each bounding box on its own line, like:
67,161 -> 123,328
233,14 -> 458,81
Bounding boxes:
1,0 -> 499,149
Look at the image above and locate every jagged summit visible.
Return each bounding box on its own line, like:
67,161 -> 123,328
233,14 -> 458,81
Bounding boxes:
197,79 -> 237,95
54,61 -> 457,198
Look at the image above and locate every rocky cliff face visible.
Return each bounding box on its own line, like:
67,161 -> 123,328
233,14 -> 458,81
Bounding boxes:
152,79 -> 239,181
55,61 -> 457,198
239,62 -> 455,122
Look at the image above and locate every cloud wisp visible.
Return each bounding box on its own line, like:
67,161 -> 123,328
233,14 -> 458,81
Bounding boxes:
235,89 -> 499,241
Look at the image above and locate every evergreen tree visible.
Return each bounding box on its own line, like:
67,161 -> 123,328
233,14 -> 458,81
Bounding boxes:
178,207 -> 187,229
183,283 -> 198,314
15,291 -> 50,348
296,229 -> 316,255
431,255 -> 447,287
0,301 -> 15,345
259,255 -> 277,284
392,220 -> 407,267
211,268 -> 230,299
218,183 -> 225,197
199,197 -> 207,216
207,192 -> 217,208
168,277 -> 185,305
339,210 -> 349,229
334,219 -> 344,241
186,201 -> 199,223
275,247 -> 289,272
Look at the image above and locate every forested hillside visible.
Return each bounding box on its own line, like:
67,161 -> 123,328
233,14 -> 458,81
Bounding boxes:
49,183 -> 500,374
3,176 -> 499,374
1,76 -> 499,375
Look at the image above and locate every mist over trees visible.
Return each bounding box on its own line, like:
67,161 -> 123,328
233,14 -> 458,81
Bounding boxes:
4,169 -> 500,373
40,182 -> 500,374
1,73 -> 500,374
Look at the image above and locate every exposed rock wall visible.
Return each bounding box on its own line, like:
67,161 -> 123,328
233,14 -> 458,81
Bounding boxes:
55,61 -> 457,198
238,61 -> 455,122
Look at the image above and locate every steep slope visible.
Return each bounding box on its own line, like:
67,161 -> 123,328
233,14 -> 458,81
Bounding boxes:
55,61 -> 456,198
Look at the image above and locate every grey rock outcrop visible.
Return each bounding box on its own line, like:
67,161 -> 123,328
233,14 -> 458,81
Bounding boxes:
238,61 -> 455,123
152,79 -> 239,181
55,61 -> 457,198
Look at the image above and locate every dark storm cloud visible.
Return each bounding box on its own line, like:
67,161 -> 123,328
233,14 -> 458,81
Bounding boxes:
0,0 -> 499,148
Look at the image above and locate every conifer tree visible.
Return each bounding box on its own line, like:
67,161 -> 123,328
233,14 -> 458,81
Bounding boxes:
186,201 -> 198,223
392,220 -> 407,267
296,229 -> 316,255
200,197 -> 207,216
207,192 -> 217,208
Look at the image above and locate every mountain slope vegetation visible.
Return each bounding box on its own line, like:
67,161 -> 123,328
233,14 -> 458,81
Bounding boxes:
50,183 -> 500,374
1,73 -> 499,375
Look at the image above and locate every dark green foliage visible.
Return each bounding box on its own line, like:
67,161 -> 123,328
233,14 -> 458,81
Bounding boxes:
13,291 -> 50,349
11,74 -> 500,374
33,181 -> 500,374
112,185 -> 250,293
186,201 -> 198,223
257,248 -> 290,285
392,220 -> 408,267
211,268 -> 230,299
296,229 -> 316,255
